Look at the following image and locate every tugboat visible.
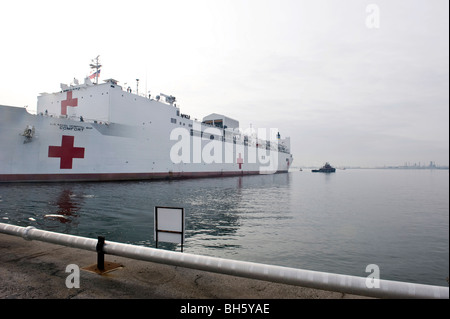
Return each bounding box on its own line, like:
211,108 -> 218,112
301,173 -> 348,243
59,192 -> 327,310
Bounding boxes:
312,162 -> 336,173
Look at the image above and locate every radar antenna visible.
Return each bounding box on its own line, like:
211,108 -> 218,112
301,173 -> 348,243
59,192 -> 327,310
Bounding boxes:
89,55 -> 102,85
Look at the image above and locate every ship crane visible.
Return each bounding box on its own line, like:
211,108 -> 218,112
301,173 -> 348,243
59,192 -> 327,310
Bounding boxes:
21,125 -> 35,143
159,93 -> 176,105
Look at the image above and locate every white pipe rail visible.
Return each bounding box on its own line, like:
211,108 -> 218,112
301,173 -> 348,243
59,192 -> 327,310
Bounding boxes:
0,223 -> 448,299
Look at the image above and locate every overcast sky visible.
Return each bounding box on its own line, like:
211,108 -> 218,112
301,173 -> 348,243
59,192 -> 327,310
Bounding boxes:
1,0 -> 448,167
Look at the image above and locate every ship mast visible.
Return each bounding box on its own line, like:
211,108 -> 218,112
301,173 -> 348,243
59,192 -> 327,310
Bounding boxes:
89,55 -> 102,85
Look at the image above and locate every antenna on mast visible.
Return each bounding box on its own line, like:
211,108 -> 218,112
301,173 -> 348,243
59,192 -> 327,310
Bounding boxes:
89,55 -> 102,85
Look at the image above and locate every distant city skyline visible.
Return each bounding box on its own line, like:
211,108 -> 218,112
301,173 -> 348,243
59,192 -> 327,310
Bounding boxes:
0,0 -> 448,167
292,161 -> 449,169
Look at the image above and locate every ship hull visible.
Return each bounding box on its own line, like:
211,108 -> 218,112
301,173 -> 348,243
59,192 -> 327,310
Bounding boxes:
0,105 -> 292,182
312,169 -> 335,173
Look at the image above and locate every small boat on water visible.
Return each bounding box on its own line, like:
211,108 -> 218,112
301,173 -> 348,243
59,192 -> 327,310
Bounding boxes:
312,162 -> 336,173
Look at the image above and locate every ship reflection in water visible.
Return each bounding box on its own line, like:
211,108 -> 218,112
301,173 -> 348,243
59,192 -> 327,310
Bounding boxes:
43,189 -> 82,224
0,174 -> 292,255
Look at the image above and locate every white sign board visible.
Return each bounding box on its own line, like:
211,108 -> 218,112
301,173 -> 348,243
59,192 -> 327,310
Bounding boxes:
154,206 -> 185,251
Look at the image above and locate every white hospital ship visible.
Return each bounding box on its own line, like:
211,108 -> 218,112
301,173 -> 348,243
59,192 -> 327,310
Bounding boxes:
0,58 -> 293,182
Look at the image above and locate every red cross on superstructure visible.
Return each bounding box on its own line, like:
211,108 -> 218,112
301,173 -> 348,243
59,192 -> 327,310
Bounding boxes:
237,153 -> 244,169
61,91 -> 78,116
48,135 -> 85,169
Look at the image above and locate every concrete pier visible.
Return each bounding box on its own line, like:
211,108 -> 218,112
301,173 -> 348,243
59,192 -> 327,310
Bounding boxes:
0,233 -> 368,299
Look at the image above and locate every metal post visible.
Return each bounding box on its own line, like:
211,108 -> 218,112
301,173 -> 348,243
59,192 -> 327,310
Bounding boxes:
96,236 -> 105,270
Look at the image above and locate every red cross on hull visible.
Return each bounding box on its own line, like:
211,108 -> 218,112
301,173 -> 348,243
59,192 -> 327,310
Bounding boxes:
48,135 -> 85,169
61,91 -> 78,116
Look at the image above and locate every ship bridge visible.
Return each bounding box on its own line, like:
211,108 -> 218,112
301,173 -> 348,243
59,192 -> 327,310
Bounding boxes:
202,113 -> 239,129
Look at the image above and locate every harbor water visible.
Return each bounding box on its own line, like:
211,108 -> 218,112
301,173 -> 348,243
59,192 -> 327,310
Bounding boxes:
0,169 -> 448,287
